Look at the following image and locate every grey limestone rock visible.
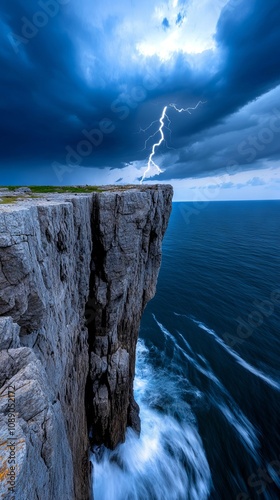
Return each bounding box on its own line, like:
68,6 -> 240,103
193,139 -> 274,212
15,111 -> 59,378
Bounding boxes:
0,196 -> 93,500
86,187 -> 173,448
14,187 -> 32,194
0,185 -> 173,499
0,317 -> 20,350
0,347 -> 73,500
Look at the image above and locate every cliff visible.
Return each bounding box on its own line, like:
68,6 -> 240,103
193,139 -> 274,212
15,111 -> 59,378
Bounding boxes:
0,185 -> 173,500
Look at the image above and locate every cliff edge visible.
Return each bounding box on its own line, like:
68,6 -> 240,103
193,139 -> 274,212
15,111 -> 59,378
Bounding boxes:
0,185 -> 173,499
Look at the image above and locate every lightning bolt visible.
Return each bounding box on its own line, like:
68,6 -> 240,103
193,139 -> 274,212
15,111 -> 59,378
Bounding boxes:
169,101 -> 205,114
140,100 -> 205,183
140,106 -> 168,183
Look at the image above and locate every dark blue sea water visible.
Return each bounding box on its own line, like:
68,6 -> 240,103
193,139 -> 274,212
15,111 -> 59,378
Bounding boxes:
92,201 -> 280,500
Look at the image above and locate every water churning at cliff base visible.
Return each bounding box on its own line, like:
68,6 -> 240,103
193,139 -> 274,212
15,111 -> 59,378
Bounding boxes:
91,339 -> 212,500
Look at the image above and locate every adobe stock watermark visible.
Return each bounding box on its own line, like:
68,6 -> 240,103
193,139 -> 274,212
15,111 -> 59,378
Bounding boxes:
236,458 -> 280,499
6,385 -> 17,498
52,74 -> 162,182
8,0 -> 70,55
223,289 -> 280,347
179,107 -> 280,226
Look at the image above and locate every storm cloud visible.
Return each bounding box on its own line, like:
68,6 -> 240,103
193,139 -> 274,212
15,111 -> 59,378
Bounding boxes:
0,0 -> 280,189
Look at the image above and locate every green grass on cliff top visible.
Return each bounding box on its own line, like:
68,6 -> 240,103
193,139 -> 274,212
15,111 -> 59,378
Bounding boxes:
0,185 -> 155,204
1,185 -> 145,194
0,196 -> 24,204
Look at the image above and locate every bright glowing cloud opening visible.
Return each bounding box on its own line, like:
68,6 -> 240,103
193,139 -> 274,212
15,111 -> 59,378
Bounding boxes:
136,0 -> 228,60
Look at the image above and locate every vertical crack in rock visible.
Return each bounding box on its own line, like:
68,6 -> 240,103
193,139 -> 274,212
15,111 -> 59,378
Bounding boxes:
86,186 -> 173,449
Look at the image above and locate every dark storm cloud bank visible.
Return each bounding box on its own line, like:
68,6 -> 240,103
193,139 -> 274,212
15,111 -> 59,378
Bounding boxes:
0,0 -> 280,181
156,100 -> 280,181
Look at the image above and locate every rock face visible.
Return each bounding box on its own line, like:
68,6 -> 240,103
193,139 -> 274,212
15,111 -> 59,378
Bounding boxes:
0,197 -> 93,500
0,186 -> 173,499
86,188 -> 173,449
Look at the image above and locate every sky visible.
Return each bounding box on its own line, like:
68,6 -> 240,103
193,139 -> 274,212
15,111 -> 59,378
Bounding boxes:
0,0 -> 280,200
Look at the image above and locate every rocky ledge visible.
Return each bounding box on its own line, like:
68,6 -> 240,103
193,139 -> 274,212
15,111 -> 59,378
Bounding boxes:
0,185 -> 173,499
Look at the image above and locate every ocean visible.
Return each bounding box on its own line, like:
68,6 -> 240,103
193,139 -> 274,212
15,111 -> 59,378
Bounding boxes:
92,200 -> 280,500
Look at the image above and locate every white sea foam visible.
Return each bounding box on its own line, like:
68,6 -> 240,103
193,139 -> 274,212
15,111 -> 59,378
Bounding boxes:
91,339 -> 212,500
